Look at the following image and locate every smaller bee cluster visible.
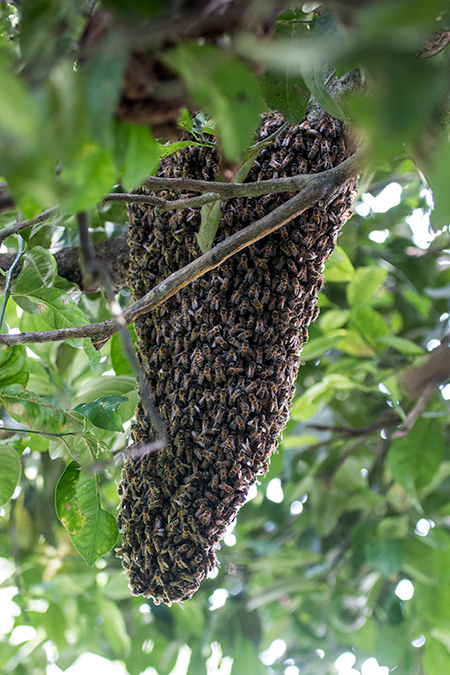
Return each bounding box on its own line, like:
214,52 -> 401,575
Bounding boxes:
118,112 -> 357,604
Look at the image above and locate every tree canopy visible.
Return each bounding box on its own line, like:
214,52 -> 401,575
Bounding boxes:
1,1 -> 450,674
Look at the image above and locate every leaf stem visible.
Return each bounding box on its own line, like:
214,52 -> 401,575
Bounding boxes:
0,234 -> 25,329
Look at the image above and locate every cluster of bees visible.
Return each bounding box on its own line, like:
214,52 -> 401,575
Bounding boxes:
117,112 -> 357,604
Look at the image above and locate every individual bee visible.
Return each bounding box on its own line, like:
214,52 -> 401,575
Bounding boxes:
253,202 -> 266,219
241,207 -> 252,223
238,340 -> 250,359
308,139 -> 321,160
248,393 -> 259,412
281,152 -> 294,169
213,406 -> 226,427
174,553 -> 190,569
275,269 -> 288,293
251,298 -> 263,314
320,154 -> 333,171
192,554 -> 204,566
320,138 -> 331,154
229,463 -> 242,479
285,259 -> 298,275
293,134 -> 304,152
255,346 -> 264,365
231,287 -> 244,304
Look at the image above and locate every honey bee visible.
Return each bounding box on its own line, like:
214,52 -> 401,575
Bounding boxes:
320,154 -> 333,171
285,259 -> 298,274
231,288 -> 244,304
308,139 -> 321,160
174,553 -> 189,569
229,463 -> 242,478
293,134 -> 304,152
254,203 -> 266,218
219,483 -> 234,496
241,207 -> 252,223
245,362 -> 257,380
213,406 -> 226,427
281,152 -> 294,169
248,393 -> 259,412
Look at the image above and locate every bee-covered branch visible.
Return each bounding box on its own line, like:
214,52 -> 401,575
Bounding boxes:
0,149 -> 365,350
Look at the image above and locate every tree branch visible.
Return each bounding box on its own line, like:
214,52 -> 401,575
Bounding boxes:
0,207 -> 57,246
0,150 -> 365,349
140,172 -> 313,200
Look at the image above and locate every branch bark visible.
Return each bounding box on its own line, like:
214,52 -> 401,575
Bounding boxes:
0,150 -> 365,349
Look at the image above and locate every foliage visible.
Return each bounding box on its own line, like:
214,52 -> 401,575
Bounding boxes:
1,1 -> 450,675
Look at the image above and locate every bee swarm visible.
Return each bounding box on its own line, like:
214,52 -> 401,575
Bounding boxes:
118,112 -> 357,604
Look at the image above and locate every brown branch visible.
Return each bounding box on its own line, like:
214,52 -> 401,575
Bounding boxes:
140,173 -> 313,200
400,334 -> 450,397
0,150 -> 366,349
0,233 -> 129,293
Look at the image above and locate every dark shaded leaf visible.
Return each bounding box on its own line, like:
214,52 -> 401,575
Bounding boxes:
55,461 -> 85,534
73,395 -> 128,432
0,445 -> 22,506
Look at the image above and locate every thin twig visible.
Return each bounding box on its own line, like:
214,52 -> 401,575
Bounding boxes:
0,207 -> 57,245
0,234 -> 25,328
0,150 -> 365,348
104,173 -> 313,211
391,382 -> 436,439
104,191 -> 225,211
76,211 -> 166,455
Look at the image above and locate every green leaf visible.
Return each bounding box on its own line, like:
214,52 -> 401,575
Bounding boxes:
365,539 -> 403,576
350,305 -> 389,344
0,50 -> 35,139
98,598 -> 131,657
260,12 -> 309,124
74,375 -> 137,403
69,470 -> 118,566
196,200 -> 222,253
59,143 -> 117,213
377,335 -> 424,355
163,43 -> 264,161
0,384 -> 82,434
0,445 -> 22,506
55,461 -> 85,534
292,374 -> 365,421
0,343 -> 29,387
83,34 -> 128,147
347,265 -> 388,307
110,327 -> 136,376
12,286 -> 92,356
423,638 -> 450,675
299,60 -> 346,121
319,309 -> 349,332
120,123 -> 161,191
336,330 -> 375,357
300,330 -> 347,361
73,395 -> 128,432
388,418 -> 444,496
12,246 -> 57,293
231,634 -> 266,675
178,106 -> 194,132
324,245 -> 355,282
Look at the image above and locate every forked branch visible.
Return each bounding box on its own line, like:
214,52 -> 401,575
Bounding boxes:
0,150 -> 365,349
